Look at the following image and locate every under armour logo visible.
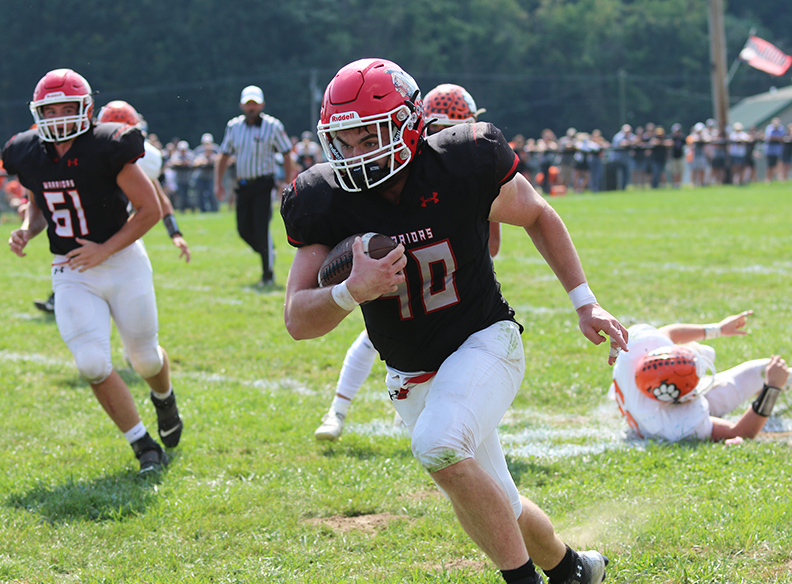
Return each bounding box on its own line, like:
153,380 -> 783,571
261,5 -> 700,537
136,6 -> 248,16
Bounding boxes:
67,158 -> 79,167
570,559 -> 583,584
420,192 -> 439,207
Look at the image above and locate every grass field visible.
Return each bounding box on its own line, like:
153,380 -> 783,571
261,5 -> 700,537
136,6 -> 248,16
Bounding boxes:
0,182 -> 790,583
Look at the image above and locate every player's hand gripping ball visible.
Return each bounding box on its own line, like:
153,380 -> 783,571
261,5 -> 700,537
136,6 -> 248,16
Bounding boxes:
318,232 -> 397,287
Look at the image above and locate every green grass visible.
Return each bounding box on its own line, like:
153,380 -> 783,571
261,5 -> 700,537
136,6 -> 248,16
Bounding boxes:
0,183 -> 791,583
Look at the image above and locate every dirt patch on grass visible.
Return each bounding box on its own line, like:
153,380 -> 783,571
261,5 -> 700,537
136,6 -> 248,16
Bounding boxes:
305,512 -> 403,535
399,488 -> 443,502
425,557 -> 489,574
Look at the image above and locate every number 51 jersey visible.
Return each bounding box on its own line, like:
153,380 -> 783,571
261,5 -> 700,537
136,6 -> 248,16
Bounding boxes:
281,122 -> 522,372
2,123 -> 145,255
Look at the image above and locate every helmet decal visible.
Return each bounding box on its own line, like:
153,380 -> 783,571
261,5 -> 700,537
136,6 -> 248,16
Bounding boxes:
635,346 -> 703,404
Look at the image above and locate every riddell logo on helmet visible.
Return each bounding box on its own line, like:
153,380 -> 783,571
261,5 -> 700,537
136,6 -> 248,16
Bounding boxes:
330,112 -> 359,123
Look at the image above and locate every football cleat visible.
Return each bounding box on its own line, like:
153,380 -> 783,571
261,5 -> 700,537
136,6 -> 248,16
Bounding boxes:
151,391 -> 183,448
131,434 -> 169,475
34,292 -> 55,314
255,276 -> 275,288
572,550 -> 608,584
315,410 -> 345,441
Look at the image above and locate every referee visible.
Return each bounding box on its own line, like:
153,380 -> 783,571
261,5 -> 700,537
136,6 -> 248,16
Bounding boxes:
214,85 -> 294,287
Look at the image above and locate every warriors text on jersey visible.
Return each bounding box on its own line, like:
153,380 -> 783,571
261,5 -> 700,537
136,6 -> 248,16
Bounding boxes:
281,122 -> 521,372
2,123 -> 145,255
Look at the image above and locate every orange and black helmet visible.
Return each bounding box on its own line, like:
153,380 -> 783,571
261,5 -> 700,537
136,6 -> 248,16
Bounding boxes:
423,83 -> 485,128
97,100 -> 140,127
635,346 -> 700,404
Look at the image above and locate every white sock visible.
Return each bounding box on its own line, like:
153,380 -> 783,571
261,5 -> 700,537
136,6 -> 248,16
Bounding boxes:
151,386 -> 173,400
123,422 -> 147,444
333,331 -> 378,410
331,395 -> 353,417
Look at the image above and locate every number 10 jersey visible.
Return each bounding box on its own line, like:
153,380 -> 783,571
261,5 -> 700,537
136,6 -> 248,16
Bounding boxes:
281,122 -> 522,372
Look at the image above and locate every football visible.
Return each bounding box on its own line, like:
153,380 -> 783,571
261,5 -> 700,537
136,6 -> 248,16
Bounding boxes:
318,232 -> 397,287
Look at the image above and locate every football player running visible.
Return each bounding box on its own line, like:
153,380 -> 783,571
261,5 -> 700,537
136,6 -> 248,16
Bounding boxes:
4,69 -> 183,475
282,59 -> 627,584
313,82 -> 499,442
610,310 -> 789,443
32,99 -> 192,315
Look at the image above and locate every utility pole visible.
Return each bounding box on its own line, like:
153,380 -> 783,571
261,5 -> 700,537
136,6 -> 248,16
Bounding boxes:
309,69 -> 321,133
708,0 -> 729,133
617,69 -> 627,126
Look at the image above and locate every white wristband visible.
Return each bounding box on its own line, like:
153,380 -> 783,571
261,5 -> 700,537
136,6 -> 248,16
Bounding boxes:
703,323 -> 721,340
568,282 -> 597,310
331,281 -> 360,312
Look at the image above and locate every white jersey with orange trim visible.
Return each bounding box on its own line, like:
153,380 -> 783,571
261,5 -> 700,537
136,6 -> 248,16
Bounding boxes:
138,140 -> 163,181
609,324 -> 713,442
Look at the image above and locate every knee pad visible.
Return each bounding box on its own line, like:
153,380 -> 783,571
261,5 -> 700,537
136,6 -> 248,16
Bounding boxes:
411,432 -> 472,474
73,346 -> 113,385
128,345 -> 164,379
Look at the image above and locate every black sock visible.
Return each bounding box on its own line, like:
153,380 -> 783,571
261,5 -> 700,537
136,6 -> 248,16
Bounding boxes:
501,558 -> 539,583
544,545 -> 576,584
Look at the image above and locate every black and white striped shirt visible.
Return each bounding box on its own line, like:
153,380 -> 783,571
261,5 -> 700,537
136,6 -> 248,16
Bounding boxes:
219,113 -> 291,180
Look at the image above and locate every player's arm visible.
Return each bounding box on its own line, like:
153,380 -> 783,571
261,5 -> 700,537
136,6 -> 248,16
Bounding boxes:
658,310 -> 753,344
8,194 -> 46,257
488,221 -> 501,258
213,152 -> 230,201
284,238 -> 406,340
66,162 -> 161,272
152,178 -> 190,262
711,354 -> 788,441
281,149 -> 296,185
710,411 -> 767,442
489,172 -> 628,362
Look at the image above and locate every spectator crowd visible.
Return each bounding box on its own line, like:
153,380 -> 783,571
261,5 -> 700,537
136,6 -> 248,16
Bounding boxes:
508,116 -> 792,195
3,113 -> 792,217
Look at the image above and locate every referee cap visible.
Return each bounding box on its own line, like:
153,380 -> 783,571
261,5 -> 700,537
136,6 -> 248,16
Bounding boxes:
240,85 -> 264,104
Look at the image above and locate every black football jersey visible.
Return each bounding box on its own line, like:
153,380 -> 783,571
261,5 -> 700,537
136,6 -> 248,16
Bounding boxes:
2,124 -> 145,255
281,122 -> 522,372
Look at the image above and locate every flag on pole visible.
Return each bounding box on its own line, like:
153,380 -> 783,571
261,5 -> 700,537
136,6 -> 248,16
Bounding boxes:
739,35 -> 792,76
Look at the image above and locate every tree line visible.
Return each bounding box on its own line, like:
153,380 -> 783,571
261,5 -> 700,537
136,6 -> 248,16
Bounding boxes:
1,0 -> 788,147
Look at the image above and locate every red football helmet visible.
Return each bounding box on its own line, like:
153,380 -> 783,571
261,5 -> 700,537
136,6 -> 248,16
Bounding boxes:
635,346 -> 707,404
317,58 -> 425,192
30,69 -> 94,142
97,100 -> 141,127
423,83 -> 485,129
